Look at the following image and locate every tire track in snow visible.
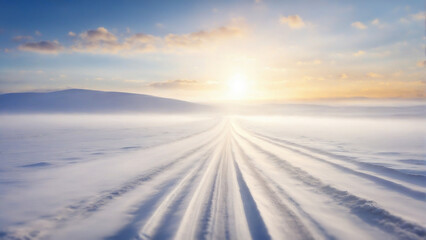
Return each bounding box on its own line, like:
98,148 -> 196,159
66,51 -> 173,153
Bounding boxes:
3,118 -> 424,240
249,131 -> 426,201
173,123 -> 251,240
136,146 -> 216,240
187,131 -> 236,240
242,124 -> 425,187
231,137 -> 316,240
231,151 -> 272,240
204,131 -> 250,240
100,124 -> 229,240
133,124 -> 231,240
106,147 -> 214,240
4,147 -> 209,240
65,121 -> 226,216
231,135 -> 336,240
207,135 -> 231,240
234,125 -> 426,240
2,121 -> 225,240
173,135 -> 224,240
72,138 -> 211,216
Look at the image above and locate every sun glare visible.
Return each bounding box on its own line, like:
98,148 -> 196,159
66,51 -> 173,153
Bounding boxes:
228,73 -> 248,100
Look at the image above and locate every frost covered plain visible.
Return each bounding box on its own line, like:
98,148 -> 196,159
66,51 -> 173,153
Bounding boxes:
0,109 -> 425,240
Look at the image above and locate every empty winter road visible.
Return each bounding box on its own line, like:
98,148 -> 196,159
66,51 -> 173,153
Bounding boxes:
1,117 -> 425,240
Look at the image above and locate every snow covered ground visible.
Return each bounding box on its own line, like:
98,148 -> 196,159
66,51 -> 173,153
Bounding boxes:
0,112 -> 425,239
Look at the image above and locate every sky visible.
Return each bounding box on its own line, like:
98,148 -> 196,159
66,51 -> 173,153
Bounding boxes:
0,0 -> 424,102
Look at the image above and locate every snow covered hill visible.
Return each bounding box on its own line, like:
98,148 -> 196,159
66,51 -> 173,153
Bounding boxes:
0,89 -> 209,113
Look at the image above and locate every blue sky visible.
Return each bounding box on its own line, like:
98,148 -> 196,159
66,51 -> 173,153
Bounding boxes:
0,0 -> 424,101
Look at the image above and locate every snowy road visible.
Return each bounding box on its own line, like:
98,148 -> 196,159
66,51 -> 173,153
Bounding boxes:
0,116 -> 425,240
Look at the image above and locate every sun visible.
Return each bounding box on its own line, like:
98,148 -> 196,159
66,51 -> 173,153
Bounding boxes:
228,73 -> 248,100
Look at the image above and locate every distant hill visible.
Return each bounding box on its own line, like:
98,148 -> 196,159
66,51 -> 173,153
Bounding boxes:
0,89 -> 209,113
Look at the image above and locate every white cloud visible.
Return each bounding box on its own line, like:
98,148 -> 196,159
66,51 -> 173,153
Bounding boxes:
296,59 -> 322,65
279,15 -> 305,29
18,22 -> 245,55
79,27 -> 117,43
125,33 -> 156,44
165,24 -> 244,48
124,33 -> 157,52
399,12 -> 424,24
351,21 -> 367,30
353,50 -> 365,56
411,11 -> 425,21
371,19 -> 380,25
366,72 -> 383,78
371,19 -> 385,28
72,27 -> 122,53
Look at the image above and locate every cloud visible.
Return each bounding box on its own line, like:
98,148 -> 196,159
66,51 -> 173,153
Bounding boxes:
148,79 -> 202,89
18,40 -> 63,54
399,12 -> 424,24
340,73 -> 348,79
417,60 -> 425,67
353,50 -> 365,56
296,59 -> 322,65
351,21 -> 367,30
35,30 -> 42,36
165,24 -> 244,48
411,11 -> 425,21
124,33 -> 157,52
12,35 -> 33,42
72,24 -> 243,53
366,72 -> 383,78
399,18 -> 410,24
264,66 -> 287,72
279,15 -> 305,29
72,27 -> 121,53
71,25 -> 242,53
371,19 -> 380,25
81,27 -> 117,43
371,18 -> 385,28
69,27 -> 157,54
17,22 -> 244,55
303,75 -> 326,81
69,27 -> 140,53
125,33 -> 156,44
